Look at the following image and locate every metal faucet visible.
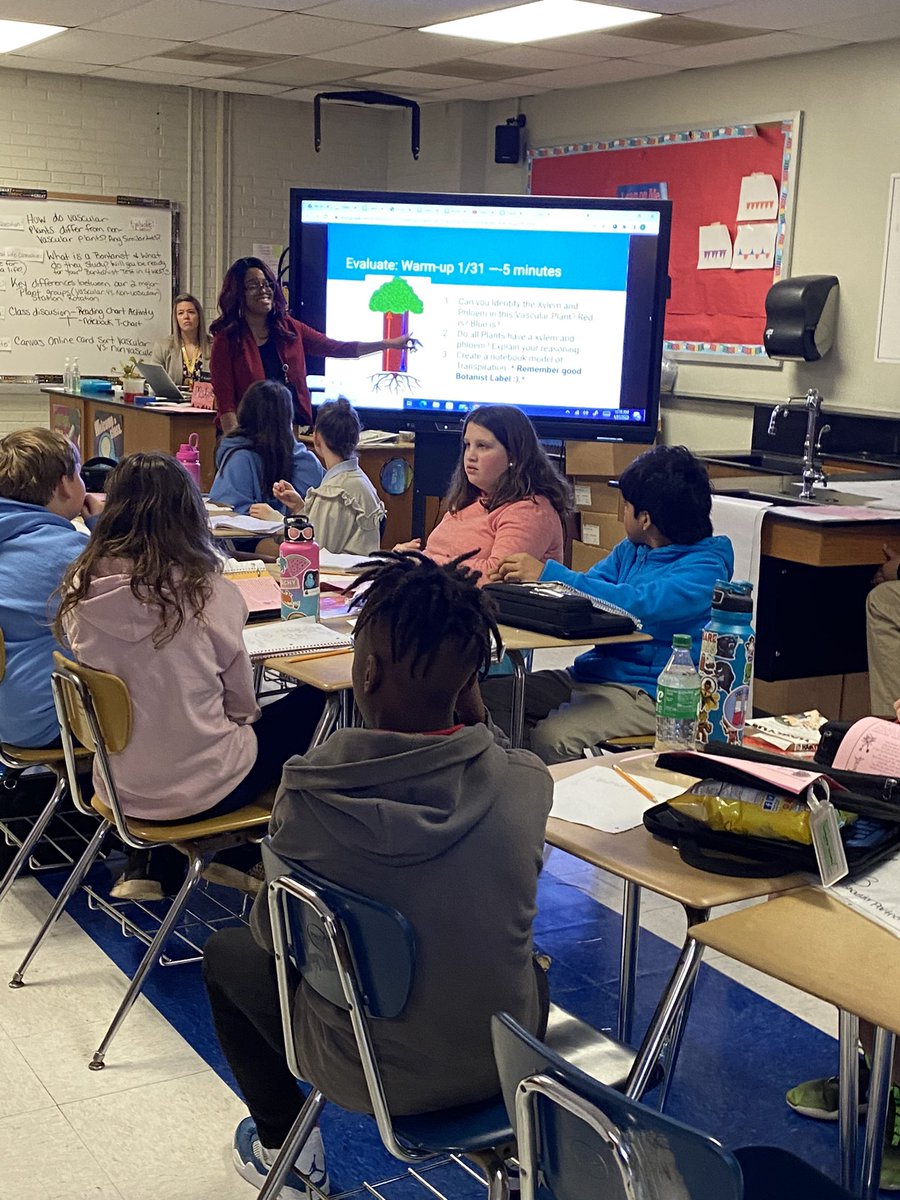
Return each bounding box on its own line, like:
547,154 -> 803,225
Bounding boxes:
767,388 -> 829,499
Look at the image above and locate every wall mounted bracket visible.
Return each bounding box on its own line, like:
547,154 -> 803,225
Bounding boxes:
314,90 -> 421,160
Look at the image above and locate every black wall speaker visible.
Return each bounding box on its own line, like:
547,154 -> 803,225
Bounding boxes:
494,123 -> 522,165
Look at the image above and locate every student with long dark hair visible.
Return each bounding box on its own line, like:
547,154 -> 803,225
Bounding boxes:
56,452 -> 324,898
395,404 -> 571,584
209,257 -> 413,435
208,381 -> 323,515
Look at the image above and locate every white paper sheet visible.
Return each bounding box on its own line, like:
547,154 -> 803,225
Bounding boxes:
732,222 -> 777,270
319,550 -> 372,573
832,717 -> 900,775
551,765 -> 685,834
833,850 -> 900,940
736,173 -> 778,222
697,223 -> 733,269
210,513 -> 283,534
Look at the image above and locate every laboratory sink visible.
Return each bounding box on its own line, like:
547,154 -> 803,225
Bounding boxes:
714,483 -> 873,507
703,452 -> 803,474
716,489 -> 810,506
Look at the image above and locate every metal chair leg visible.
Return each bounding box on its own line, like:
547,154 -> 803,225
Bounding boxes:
89,849 -> 208,1070
839,1010 -> 860,1191
860,1026 -> 895,1200
0,770 -> 68,907
507,650 -> 527,750
9,819 -> 109,987
617,880 -> 641,1043
471,1149 -> 510,1200
623,905 -> 708,1101
257,1088 -> 328,1200
309,697 -> 340,749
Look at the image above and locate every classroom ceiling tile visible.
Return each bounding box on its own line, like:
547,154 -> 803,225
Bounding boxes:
602,0 -> 733,9
86,0 -> 277,40
0,53 -> 102,73
235,56 -> 361,85
0,0 -> 135,23
798,9 -> 900,41
286,1 -> 527,26
633,28 -> 842,68
94,64 -> 202,83
423,78 -> 553,101
127,51 -> 251,74
201,0 -> 304,9
466,45 -> 602,69
352,68 -> 477,90
190,75 -> 292,92
275,86 -> 322,101
203,12 -> 391,54
13,29 -> 182,63
311,29 -> 499,68
510,57 -> 681,89
528,28 -> 688,56
695,0 -> 898,29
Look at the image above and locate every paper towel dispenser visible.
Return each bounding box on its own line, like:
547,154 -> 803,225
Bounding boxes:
764,275 -> 839,362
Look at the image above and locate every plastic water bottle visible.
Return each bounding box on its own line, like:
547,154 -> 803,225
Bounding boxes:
279,516 -> 320,621
698,580 -> 755,746
654,634 -> 701,752
71,358 -> 81,394
175,433 -> 201,488
63,357 -> 71,391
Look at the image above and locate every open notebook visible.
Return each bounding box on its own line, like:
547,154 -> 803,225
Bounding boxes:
242,619 -> 353,663
222,559 -> 282,620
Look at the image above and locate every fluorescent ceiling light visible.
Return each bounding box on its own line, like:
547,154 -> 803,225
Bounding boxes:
0,19 -> 66,53
421,1 -> 659,44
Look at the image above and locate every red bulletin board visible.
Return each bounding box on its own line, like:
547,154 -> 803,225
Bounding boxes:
528,117 -> 800,362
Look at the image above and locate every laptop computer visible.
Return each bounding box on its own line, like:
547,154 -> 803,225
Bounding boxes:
136,361 -> 188,402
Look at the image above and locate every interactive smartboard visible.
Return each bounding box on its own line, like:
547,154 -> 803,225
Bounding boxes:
0,190 -> 177,378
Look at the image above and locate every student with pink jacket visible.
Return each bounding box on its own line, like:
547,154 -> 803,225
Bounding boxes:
396,405 -> 571,583
56,451 -> 323,900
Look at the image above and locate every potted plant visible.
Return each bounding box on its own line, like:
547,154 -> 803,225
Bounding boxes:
119,357 -> 144,404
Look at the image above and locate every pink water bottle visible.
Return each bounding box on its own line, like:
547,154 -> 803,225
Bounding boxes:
176,433 -> 201,487
278,516 -> 320,621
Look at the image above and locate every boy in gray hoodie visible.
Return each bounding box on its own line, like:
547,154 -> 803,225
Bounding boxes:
203,551 -> 553,1199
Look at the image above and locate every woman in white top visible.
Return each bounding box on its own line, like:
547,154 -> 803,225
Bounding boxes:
251,397 -> 385,555
150,292 -> 212,387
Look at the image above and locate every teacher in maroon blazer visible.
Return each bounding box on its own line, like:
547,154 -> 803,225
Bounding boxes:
209,257 -> 413,434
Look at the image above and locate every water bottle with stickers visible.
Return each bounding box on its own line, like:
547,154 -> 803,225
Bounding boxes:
654,634 -> 701,752
698,580 -> 755,745
278,516 -> 320,621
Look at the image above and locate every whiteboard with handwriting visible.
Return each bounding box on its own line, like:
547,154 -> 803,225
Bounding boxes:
0,194 -> 174,378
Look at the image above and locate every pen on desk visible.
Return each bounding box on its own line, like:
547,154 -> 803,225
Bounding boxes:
612,762 -> 655,802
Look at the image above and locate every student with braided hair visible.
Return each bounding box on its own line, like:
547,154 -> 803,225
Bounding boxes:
203,550 -> 553,1198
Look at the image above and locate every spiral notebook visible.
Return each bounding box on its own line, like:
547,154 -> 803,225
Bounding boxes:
242,619 -> 353,663
223,559 -> 282,619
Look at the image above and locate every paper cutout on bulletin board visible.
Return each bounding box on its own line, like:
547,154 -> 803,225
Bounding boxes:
698,224 -> 733,269
616,182 -> 668,200
733,223 -> 777,270
736,174 -> 778,222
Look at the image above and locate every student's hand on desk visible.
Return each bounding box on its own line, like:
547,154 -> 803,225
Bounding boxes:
249,503 -> 281,522
455,676 -> 487,726
393,539 -> 421,553
873,544 -> 900,585
491,553 -> 544,583
271,480 -> 304,513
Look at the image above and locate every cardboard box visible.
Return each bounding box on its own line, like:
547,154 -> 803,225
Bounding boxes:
571,539 -> 609,572
571,477 -> 624,516
753,675 -> 843,721
579,511 -> 625,549
565,440 -> 648,477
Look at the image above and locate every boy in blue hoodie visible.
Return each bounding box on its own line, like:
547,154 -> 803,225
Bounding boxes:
0,428 -> 103,748
484,445 -> 734,763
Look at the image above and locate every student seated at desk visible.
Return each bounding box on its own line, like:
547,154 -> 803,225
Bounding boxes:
394,404 -> 571,584
57,451 -> 324,900
209,380 -> 323,516
482,445 -> 734,763
249,396 -> 386,556
0,428 -> 104,749
202,550 -> 552,1197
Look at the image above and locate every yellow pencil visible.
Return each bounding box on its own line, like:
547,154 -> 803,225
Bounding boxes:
612,762 -> 655,802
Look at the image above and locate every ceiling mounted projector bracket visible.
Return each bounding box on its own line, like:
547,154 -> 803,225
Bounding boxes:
314,90 -> 421,160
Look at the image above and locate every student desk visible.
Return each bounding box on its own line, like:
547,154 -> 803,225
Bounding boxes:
43,387 -> 218,491
692,888 -> 900,1198
267,624 -> 649,751
546,757 -> 806,1105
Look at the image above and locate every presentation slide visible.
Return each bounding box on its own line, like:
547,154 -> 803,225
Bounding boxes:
312,221 -> 637,418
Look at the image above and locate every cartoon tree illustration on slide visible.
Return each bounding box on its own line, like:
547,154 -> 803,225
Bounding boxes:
368,276 -> 423,391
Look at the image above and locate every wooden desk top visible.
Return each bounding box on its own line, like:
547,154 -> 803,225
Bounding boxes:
546,758 -> 806,909
42,385 -> 217,416
692,886 -> 900,1034
761,513 -> 900,568
267,623 -> 649,689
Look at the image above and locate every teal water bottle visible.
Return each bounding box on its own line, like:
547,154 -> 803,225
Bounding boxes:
698,580 -> 755,745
